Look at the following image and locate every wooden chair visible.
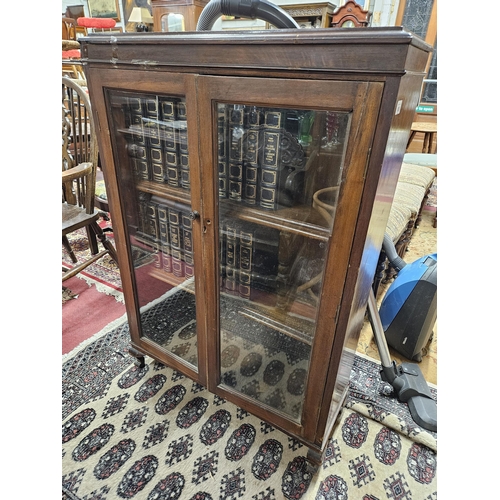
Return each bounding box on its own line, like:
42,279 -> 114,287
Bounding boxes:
62,77 -> 118,281
62,17 -> 78,40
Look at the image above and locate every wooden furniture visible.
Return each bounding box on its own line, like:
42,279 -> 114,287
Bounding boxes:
331,0 -> 371,27
270,2 -> 337,29
62,17 -> 78,40
62,77 -> 118,280
62,58 -> 86,82
62,17 -> 83,79
403,153 -> 437,228
151,0 -> 210,31
81,27 -> 431,465
407,121 -> 437,154
64,5 -> 85,21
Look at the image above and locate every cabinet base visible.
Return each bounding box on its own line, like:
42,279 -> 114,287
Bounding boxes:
306,448 -> 322,471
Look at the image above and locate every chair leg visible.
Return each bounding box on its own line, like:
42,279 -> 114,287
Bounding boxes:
62,235 -> 78,263
86,226 -> 99,255
91,221 -> 119,265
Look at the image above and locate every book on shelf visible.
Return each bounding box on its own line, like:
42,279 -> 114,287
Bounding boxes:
223,220 -> 239,295
168,204 -> 186,278
157,204 -> 172,274
259,109 -> 284,210
221,218 -> 280,302
217,105 -> 228,199
181,213 -> 194,279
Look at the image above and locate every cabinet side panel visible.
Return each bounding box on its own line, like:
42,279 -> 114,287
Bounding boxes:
317,70 -> 427,446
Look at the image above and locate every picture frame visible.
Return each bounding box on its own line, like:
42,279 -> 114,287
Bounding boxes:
88,0 -> 121,21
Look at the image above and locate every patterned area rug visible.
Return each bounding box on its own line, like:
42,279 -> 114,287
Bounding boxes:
62,294 -> 438,499
62,219 -> 123,293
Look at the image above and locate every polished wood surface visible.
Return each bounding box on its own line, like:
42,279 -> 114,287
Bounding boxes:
82,28 -> 431,464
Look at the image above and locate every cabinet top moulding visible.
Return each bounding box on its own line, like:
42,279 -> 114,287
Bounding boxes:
151,0 -> 209,5
80,27 -> 431,76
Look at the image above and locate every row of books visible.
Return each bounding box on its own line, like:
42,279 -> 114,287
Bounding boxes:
120,97 -> 312,210
121,95 -> 191,190
135,193 -> 283,301
217,105 -> 309,210
220,218 -> 281,301
136,195 -> 194,279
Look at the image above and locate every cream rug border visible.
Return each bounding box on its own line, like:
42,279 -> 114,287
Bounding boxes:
75,273 -> 125,303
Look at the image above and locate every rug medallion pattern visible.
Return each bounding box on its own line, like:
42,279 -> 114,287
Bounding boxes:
63,296 -> 437,499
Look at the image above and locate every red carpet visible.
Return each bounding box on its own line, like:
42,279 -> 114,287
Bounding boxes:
62,218 -> 126,355
62,217 -> 174,355
62,275 -> 126,355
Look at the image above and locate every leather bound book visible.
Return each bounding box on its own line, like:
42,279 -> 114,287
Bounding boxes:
223,220 -> 239,295
168,206 -> 185,278
181,213 -> 194,279
180,153 -> 190,191
251,225 -> 280,297
238,223 -> 253,299
259,110 -> 283,209
144,96 -> 159,120
217,105 -> 228,199
157,204 -> 172,274
165,150 -> 180,188
228,162 -> 243,202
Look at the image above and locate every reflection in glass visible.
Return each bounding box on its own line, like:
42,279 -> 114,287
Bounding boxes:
161,13 -> 186,32
216,103 -> 350,420
107,91 -> 197,368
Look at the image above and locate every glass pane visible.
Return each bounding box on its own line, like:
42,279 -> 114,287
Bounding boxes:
107,90 -> 198,368
217,104 -> 350,420
402,0 -> 434,39
421,40 -> 437,104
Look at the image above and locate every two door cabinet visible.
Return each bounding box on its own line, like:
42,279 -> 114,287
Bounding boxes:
81,27 -> 431,465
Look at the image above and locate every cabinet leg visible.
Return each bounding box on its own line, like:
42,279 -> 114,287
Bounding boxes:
306,448 -> 321,473
129,347 -> 145,368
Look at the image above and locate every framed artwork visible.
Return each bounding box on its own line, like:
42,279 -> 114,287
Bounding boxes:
64,5 -> 86,20
88,0 -> 121,21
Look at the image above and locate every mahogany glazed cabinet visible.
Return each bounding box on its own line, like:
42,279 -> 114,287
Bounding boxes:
80,27 -> 431,465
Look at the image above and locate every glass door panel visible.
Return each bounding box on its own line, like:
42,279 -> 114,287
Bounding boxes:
106,90 -> 198,368
216,103 -> 351,420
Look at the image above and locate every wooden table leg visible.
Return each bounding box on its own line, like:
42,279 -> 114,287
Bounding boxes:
422,133 -> 429,153
428,132 -> 435,153
406,130 -> 416,150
